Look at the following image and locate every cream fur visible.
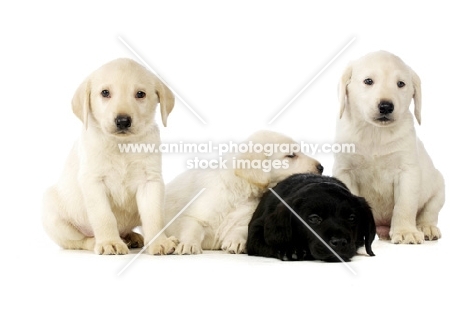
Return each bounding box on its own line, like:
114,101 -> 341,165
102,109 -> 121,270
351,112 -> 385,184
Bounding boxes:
333,51 -> 444,244
42,58 -> 177,255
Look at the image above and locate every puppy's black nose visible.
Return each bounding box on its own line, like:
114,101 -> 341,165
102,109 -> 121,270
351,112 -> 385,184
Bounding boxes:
330,237 -> 348,249
378,101 -> 394,114
316,164 -> 324,175
115,115 -> 132,130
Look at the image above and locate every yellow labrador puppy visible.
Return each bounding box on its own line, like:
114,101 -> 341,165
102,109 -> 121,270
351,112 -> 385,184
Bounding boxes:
164,130 -> 324,254
333,51 -> 444,244
43,58 -> 178,255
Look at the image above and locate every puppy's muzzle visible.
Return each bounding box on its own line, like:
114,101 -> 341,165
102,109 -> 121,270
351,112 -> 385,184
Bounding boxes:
115,114 -> 132,130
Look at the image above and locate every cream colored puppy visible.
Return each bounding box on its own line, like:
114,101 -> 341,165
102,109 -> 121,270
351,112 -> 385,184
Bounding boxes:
164,130 -> 323,254
43,58 -> 178,255
333,51 -> 444,244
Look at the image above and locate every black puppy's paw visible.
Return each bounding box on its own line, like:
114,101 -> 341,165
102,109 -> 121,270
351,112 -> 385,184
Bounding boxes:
277,248 -> 308,261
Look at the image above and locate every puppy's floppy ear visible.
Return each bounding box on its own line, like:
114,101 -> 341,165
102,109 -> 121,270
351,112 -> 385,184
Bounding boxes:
264,201 -> 292,246
338,64 -> 352,119
154,78 -> 175,127
234,150 -> 270,189
411,68 -> 422,125
357,197 -> 376,256
71,78 -> 90,129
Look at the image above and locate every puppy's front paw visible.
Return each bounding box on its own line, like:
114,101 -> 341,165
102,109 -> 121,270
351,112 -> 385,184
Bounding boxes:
174,241 -> 202,255
418,225 -> 441,241
94,240 -> 129,255
390,229 -> 424,244
221,239 -> 246,254
146,236 -> 178,255
277,248 -> 307,261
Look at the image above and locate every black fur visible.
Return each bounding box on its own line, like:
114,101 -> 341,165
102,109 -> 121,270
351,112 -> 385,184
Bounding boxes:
247,173 -> 376,262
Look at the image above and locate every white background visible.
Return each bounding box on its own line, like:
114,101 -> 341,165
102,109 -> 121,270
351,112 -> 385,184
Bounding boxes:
1,1 -> 466,310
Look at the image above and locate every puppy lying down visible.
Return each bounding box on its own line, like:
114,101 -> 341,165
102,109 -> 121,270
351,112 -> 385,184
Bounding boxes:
164,130 -> 323,255
247,173 -> 376,262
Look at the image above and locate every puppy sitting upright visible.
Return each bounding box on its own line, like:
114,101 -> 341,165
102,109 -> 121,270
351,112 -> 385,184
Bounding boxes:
333,51 -> 445,244
247,173 -> 376,262
42,58 -> 177,255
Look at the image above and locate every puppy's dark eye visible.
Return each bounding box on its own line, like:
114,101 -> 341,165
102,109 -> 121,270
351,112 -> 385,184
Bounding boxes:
348,214 -> 356,222
136,91 -> 146,98
286,153 -> 296,159
363,78 -> 374,85
101,90 -> 110,98
308,214 -> 322,225
397,81 -> 406,88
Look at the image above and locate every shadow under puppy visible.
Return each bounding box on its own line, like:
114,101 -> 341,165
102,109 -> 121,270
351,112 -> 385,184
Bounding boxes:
247,173 -> 376,262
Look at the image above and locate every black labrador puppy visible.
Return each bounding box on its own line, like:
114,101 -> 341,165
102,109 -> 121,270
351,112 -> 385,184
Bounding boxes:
247,173 -> 376,262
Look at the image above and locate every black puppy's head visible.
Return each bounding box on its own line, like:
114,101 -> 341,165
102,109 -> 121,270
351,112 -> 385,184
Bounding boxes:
266,182 -> 375,262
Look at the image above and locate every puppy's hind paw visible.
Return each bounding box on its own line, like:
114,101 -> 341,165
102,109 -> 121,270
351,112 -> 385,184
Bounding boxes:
418,225 -> 441,241
122,232 -> 144,249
